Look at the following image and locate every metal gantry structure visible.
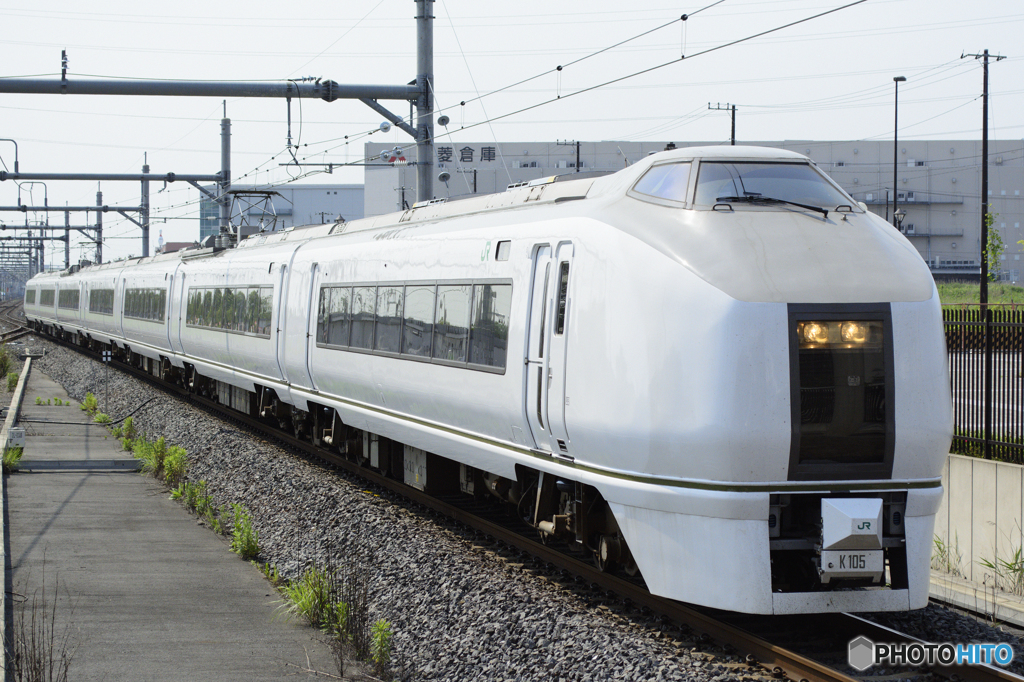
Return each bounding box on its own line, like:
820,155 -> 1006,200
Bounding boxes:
0,0 -> 436,280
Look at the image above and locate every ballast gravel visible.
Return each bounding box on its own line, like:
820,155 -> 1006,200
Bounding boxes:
31,341 -> 1024,681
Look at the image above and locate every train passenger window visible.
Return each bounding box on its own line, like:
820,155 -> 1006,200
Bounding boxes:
401,284 -> 435,358
223,288 -> 237,330
374,286 -> 404,353
25,289 -> 35,305
245,289 -> 260,333
58,289 -> 80,310
469,284 -> 512,368
328,287 -> 352,346
316,288 -> 330,343
258,287 -> 273,335
350,286 -> 376,349
632,162 -> 691,203
40,289 -> 55,306
433,285 -> 471,362
90,289 -> 114,315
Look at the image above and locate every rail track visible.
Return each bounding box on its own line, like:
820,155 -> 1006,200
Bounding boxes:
0,302 -> 30,343
41,332 -> 1024,682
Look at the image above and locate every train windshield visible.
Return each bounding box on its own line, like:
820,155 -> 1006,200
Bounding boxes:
694,161 -> 852,210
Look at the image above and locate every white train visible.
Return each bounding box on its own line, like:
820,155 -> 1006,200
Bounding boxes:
23,146 -> 952,615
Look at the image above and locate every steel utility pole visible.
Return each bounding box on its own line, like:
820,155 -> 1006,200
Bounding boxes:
962,49 -> 1005,307
962,48 -> 1005,461
708,103 -> 736,145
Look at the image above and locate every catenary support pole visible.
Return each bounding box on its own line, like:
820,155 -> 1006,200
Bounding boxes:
141,161 -> 150,257
96,190 -> 103,263
416,0 -> 435,203
220,115 -> 231,239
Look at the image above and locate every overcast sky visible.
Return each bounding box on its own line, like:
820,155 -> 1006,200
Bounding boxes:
1,0 -> 1021,263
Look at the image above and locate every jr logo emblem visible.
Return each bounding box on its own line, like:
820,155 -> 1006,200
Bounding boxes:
857,521 -> 871,530
481,240 -> 492,261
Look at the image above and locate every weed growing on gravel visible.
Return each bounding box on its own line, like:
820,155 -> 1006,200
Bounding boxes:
3,446 -> 23,474
133,436 -> 186,482
254,561 -> 282,586
93,413 -> 111,424
229,504 -> 259,559
116,417 -> 138,451
163,444 -> 187,488
280,566 -> 338,630
34,397 -> 42,405
175,480 -> 212,515
0,345 -> 11,377
80,392 -> 98,414
371,619 -> 393,675
7,372 -> 18,391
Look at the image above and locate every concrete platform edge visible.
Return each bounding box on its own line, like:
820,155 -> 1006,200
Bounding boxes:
0,356 -> 32,675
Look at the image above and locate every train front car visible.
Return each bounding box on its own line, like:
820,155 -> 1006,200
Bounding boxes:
565,146 -> 952,614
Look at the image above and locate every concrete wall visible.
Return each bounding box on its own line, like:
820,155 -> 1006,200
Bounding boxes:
934,454 -> 1024,584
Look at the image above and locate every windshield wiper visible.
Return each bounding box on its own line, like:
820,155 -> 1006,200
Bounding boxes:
716,193 -> 828,218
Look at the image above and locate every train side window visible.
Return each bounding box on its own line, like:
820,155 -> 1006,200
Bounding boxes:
258,287 -> 273,335
469,283 -> 512,368
316,288 -> 330,343
201,290 -> 213,327
374,285 -> 404,353
402,284 -> 435,358
496,241 -> 511,261
350,286 -> 376,349
40,289 -> 54,306
223,288 -> 236,330
632,162 -> 691,203
25,289 -> 35,305
555,263 -> 569,335
433,284 -> 471,362
327,286 -> 352,346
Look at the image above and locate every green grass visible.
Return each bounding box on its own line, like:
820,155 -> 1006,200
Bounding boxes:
229,504 -> 259,559
93,413 -> 111,424
0,345 -> 11,377
80,392 -> 98,414
938,281 -> 1024,306
370,619 -> 393,675
280,566 -> 343,631
3,446 -> 23,474
7,372 -> 18,392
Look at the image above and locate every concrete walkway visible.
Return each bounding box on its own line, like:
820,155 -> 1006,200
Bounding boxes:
4,367 -> 338,680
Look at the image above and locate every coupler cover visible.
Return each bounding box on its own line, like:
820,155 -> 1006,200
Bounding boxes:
819,498 -> 884,583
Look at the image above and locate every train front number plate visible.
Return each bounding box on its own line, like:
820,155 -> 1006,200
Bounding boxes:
820,550 -> 883,579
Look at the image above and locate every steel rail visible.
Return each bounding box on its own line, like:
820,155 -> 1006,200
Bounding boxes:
43,333 -> 1022,682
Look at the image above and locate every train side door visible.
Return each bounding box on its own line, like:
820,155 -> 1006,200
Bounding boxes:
546,243 -> 574,455
304,263 -> 321,391
525,245 -> 553,452
525,243 -> 573,456
273,263 -> 290,384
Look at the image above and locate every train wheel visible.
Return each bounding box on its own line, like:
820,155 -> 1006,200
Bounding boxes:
594,534 -> 622,573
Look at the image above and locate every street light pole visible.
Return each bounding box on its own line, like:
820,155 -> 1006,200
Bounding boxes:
893,76 -> 906,230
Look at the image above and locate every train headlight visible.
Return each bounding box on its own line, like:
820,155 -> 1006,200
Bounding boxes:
800,321 -> 831,346
797,320 -> 882,349
841,321 -> 868,344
